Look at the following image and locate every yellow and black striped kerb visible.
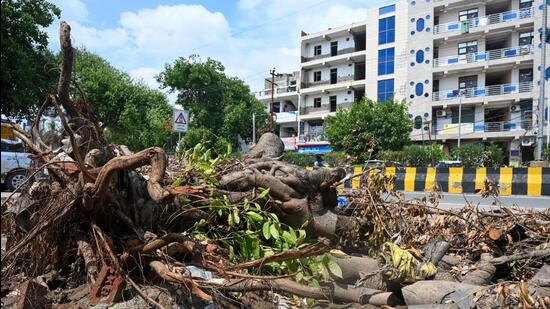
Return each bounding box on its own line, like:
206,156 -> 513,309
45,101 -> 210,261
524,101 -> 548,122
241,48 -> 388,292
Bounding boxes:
310,166 -> 550,196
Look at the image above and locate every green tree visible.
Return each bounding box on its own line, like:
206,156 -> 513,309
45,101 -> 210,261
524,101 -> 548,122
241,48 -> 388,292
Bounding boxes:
325,99 -> 413,161
1,0 -> 60,117
451,143 -> 505,167
157,55 -> 268,147
73,49 -> 174,150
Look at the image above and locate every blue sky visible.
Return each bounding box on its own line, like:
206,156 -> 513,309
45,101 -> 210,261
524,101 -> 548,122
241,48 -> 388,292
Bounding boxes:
47,0 -> 392,100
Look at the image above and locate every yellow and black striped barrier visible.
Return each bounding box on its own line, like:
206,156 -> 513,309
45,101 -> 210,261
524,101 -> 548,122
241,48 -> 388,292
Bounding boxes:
308,166 -> 550,196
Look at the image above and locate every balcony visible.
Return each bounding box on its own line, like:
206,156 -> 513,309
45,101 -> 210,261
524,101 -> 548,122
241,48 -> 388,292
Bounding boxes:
434,8 -> 533,36
301,47 -> 359,63
300,102 -> 353,115
303,75 -> 355,89
433,82 -> 533,102
298,131 -> 329,144
255,86 -> 297,98
433,120 -> 533,136
274,111 -> 297,124
433,45 -> 534,68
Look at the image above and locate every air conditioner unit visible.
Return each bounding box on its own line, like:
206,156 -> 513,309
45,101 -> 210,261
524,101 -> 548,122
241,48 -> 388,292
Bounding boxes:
436,110 -> 447,117
510,105 -> 520,112
521,137 -> 534,147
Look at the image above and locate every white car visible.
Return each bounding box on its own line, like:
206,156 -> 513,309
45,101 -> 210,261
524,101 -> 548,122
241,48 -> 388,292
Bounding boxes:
1,139 -> 31,191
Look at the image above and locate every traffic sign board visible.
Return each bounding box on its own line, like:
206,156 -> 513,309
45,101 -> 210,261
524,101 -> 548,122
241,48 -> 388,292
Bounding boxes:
173,109 -> 189,133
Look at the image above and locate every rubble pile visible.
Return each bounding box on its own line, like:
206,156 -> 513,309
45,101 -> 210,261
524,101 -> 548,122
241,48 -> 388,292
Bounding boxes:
1,22 -> 549,308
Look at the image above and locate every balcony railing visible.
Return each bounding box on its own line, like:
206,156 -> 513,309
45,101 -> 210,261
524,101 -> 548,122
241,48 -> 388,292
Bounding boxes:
300,102 -> 353,115
433,120 -> 533,135
433,82 -> 533,101
304,75 -> 355,88
299,132 -> 328,143
255,85 -> 297,98
433,45 -> 534,68
301,47 -> 362,63
434,8 -> 533,35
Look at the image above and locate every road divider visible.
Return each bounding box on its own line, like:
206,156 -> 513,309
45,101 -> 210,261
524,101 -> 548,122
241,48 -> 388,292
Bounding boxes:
308,166 -> 550,196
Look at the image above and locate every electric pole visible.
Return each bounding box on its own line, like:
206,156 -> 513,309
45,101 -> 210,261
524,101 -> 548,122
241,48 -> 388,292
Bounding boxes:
269,68 -> 276,131
537,2 -> 548,160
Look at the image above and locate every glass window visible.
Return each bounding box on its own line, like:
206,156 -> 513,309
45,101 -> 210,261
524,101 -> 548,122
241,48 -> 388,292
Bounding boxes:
519,69 -> 533,82
378,16 -> 395,45
313,97 -> 321,108
519,0 -> 533,9
519,32 -> 534,45
458,75 -> 477,89
377,79 -> 394,102
313,71 -> 321,82
314,45 -> 322,56
379,4 -> 395,15
458,8 -> 478,21
458,41 -> 478,55
329,96 -> 337,112
452,107 -> 474,123
378,48 -> 395,75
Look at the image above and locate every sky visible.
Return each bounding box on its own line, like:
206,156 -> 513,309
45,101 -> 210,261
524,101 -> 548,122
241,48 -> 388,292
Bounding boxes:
46,0 -> 393,102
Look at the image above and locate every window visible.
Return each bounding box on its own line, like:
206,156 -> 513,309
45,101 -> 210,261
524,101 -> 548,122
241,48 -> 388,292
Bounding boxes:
377,79 -> 394,102
519,0 -> 533,9
378,48 -> 395,75
459,8 -> 478,21
313,97 -> 322,108
314,45 -> 322,56
458,41 -> 478,55
330,68 -> 337,84
330,41 -> 338,56
379,4 -> 395,15
378,16 -> 395,45
452,107 -> 474,123
519,69 -> 533,82
519,32 -> 534,46
313,71 -> 321,82
458,75 -> 477,89
329,96 -> 337,112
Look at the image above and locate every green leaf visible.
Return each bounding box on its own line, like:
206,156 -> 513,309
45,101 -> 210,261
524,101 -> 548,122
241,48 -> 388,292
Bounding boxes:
246,211 -> 264,223
262,221 -> 271,240
269,224 -> 280,240
325,258 -> 343,279
269,213 -> 279,223
295,271 -> 304,283
282,230 -> 296,246
257,188 -> 270,199
232,208 -> 240,225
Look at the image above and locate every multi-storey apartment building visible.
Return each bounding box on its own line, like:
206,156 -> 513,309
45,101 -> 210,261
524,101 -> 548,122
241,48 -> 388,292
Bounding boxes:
255,0 -> 549,164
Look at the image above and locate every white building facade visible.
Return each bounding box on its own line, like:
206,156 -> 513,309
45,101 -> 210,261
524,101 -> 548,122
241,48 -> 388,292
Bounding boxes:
255,0 -> 550,164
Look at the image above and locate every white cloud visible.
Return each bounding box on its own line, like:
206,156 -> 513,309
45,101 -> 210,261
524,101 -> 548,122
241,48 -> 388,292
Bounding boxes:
69,22 -> 128,50
238,0 -> 265,10
119,5 -> 229,58
52,0 -> 88,21
128,67 -> 160,88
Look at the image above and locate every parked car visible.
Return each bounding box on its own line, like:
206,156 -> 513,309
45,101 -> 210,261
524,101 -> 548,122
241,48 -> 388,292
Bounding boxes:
1,139 -> 31,191
435,160 -> 462,168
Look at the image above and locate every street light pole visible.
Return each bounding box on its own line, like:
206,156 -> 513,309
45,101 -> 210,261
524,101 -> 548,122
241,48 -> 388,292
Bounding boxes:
252,113 -> 256,144
537,2 -> 547,160
457,90 -> 463,150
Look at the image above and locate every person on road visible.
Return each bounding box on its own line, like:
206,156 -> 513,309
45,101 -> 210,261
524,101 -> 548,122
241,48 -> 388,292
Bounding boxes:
313,155 -> 328,169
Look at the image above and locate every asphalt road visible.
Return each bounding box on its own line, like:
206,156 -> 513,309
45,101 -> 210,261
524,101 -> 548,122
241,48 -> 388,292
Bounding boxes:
2,191 -> 549,210
385,191 -> 550,210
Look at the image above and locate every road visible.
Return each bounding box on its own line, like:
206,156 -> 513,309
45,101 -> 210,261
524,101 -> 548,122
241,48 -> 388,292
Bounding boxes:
383,192 -> 550,210
3,191 -> 549,210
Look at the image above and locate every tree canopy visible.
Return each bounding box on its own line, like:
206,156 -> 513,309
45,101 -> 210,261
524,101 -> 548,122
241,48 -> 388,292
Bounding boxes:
325,99 -> 413,161
1,0 -> 60,117
157,55 -> 268,148
73,49 -> 174,150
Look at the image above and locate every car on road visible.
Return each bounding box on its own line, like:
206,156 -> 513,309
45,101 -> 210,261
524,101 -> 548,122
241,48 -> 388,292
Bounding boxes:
1,139 -> 31,191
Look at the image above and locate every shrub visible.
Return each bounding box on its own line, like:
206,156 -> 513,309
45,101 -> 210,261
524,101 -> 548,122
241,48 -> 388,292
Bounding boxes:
177,127 -> 230,156
451,143 -> 505,168
282,151 -> 352,167
378,144 -> 448,167
543,145 -> 550,162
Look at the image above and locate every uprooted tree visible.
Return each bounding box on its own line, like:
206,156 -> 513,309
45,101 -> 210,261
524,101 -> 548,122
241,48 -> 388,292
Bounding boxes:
2,22 -> 550,308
